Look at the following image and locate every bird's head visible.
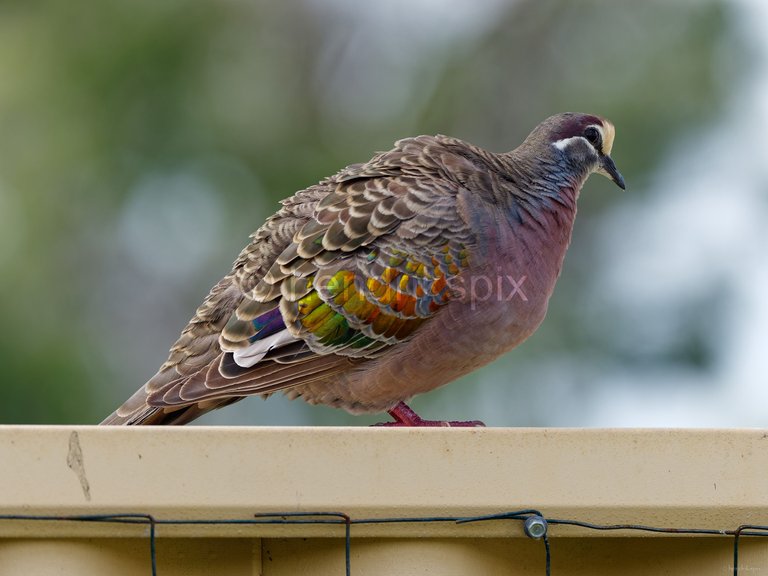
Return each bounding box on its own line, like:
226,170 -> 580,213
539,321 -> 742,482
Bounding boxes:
528,112 -> 626,190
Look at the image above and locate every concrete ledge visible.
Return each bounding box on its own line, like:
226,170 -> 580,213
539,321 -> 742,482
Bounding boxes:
2,427 -> 768,575
1,426 -> 767,537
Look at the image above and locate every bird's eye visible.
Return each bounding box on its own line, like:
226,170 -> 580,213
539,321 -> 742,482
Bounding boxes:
584,127 -> 602,149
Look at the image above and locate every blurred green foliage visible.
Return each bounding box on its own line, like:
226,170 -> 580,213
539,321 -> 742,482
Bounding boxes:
0,0 -> 742,424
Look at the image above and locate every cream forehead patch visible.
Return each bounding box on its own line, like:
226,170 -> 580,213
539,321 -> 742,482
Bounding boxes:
601,121 -> 616,155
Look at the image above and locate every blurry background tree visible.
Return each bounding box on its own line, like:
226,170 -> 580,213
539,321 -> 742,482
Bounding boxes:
0,0 -> 762,426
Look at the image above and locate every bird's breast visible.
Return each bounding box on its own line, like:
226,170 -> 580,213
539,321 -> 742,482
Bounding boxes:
455,200 -> 577,338
293,190 -> 580,412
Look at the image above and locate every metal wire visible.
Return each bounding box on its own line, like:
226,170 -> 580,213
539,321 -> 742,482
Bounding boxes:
2,510 -> 767,576
732,525 -> 768,576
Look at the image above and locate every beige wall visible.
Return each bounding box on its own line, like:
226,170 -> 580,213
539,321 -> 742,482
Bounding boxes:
1,426 -> 767,574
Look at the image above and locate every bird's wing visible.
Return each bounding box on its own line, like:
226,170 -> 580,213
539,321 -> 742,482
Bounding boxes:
104,136 -> 480,424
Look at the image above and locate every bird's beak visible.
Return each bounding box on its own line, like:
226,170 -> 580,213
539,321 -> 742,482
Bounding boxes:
597,154 -> 626,190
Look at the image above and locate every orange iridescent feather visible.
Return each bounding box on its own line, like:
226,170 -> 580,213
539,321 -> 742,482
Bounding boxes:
290,243 -> 468,349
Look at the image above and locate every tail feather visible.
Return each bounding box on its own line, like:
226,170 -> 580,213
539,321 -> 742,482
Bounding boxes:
100,383 -> 243,425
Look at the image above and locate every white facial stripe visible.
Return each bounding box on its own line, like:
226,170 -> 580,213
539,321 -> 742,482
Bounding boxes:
554,123 -> 610,154
553,136 -> 582,151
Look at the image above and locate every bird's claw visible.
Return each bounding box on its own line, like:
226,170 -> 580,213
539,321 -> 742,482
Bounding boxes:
372,401 -> 486,427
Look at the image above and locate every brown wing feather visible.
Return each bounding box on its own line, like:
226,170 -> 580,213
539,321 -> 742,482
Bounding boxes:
102,134 -> 489,425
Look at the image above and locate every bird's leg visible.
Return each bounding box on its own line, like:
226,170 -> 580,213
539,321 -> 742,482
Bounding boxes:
372,401 -> 485,427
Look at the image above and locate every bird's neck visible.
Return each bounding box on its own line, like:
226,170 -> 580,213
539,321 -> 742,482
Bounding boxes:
460,150 -> 585,297
496,148 -> 584,220
468,150 -> 583,245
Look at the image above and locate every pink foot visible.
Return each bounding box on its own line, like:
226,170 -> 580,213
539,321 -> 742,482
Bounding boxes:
372,401 -> 485,427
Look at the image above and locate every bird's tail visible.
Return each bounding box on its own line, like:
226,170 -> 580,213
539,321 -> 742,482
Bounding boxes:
101,384 -> 239,425
100,384 -> 166,425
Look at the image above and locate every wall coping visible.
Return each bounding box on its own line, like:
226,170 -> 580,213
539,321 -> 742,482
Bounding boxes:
1,426 -> 766,538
